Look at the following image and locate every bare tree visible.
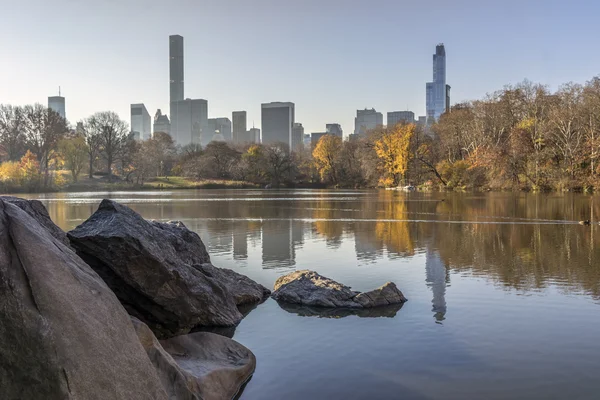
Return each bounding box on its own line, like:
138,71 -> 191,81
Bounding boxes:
82,111 -> 129,176
264,143 -> 293,186
80,116 -> 103,178
0,104 -> 26,161
21,104 -> 68,186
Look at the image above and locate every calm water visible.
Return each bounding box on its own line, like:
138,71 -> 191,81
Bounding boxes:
21,189 -> 600,400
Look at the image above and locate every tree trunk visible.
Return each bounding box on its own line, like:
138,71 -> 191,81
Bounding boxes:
89,153 -> 94,179
107,153 -> 113,175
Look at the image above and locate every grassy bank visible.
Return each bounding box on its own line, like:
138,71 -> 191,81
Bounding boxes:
1,176 -> 262,194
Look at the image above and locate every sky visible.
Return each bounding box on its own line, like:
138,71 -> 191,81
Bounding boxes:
1,0 -> 600,137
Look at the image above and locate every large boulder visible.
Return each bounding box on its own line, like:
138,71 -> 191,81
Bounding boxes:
68,199 -> 269,338
0,196 -> 70,247
272,270 -> 407,308
131,317 -> 256,400
131,317 -> 202,400
161,331 -> 256,400
0,199 -> 168,400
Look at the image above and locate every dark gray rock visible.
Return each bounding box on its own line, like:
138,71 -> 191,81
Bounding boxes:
0,196 -> 70,247
0,199 -> 168,400
272,270 -> 407,308
68,199 -> 268,338
160,331 -> 256,400
194,263 -> 270,306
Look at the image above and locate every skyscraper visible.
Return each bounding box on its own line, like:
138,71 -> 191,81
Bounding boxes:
130,104 -> 151,140
169,35 -> 184,105
261,102 -> 295,148
48,94 -> 65,120
426,44 -> 451,123
232,111 -> 247,143
354,108 -> 383,135
292,122 -> 304,150
153,109 -> 171,136
171,98 -> 208,145
169,35 -> 184,138
326,123 -> 343,138
387,111 -> 416,127
247,128 -> 260,143
207,117 -> 232,143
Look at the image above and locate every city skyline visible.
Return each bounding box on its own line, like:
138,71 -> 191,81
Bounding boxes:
2,0 -> 600,137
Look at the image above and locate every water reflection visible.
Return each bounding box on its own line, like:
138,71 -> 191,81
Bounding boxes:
425,250 -> 448,323
32,190 -> 600,302
276,301 -> 404,318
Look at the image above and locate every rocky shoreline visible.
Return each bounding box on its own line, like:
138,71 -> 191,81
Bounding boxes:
0,196 -> 406,400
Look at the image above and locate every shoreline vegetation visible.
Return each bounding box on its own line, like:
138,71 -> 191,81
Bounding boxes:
3,77 -> 600,193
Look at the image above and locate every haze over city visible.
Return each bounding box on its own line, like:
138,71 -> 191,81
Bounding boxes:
2,0 -> 599,136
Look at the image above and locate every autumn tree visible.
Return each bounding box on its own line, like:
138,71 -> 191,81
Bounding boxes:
374,123 -> 415,187
312,134 -> 343,185
58,135 -> 88,182
19,150 -> 42,190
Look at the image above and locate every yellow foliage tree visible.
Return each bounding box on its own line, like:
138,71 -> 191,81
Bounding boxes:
0,161 -> 23,184
374,124 -> 415,187
20,150 -> 41,184
312,134 -> 343,185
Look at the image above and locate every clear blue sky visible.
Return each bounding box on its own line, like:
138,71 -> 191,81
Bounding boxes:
1,0 -> 599,137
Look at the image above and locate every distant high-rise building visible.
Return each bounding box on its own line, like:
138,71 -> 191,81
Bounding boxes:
130,104 -> 151,140
247,128 -> 260,143
261,102 -> 295,149
48,94 -> 66,120
387,111 -> 416,127
426,44 -> 450,123
417,116 -> 427,126
326,123 -> 343,138
169,35 -> 184,105
232,111 -> 247,143
171,98 -> 208,145
292,122 -> 304,150
169,35 -> 185,132
311,132 -> 327,146
354,108 -> 383,135
303,134 -> 311,147
153,109 -> 171,136
207,117 -> 232,143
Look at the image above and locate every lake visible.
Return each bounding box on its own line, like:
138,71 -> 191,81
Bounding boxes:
21,189 -> 600,400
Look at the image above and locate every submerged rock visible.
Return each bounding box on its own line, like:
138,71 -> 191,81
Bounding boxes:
272,270 -> 407,308
0,196 -> 70,247
0,199 -> 168,400
68,199 -> 269,338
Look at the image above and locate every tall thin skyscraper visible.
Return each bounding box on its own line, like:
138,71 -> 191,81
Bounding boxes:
169,34 -> 184,137
232,111 -> 247,143
426,44 -> 451,123
169,35 -> 184,104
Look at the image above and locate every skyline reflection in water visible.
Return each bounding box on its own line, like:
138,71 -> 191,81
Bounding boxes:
17,189 -> 600,399
31,189 -> 600,302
